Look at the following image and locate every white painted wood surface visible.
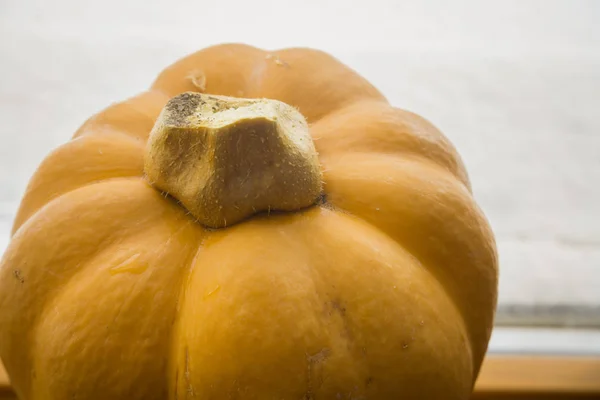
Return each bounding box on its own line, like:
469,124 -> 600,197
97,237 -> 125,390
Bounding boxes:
0,0 -> 599,324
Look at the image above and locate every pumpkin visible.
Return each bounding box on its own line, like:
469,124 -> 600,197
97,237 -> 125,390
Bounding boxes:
0,43 -> 498,400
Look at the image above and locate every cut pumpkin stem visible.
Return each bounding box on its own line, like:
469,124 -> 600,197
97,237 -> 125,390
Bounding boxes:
144,92 -> 323,228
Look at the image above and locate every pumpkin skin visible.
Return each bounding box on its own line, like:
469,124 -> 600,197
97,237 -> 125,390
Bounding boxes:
0,43 -> 498,400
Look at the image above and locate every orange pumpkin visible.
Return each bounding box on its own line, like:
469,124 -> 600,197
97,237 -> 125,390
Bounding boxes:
0,43 -> 498,400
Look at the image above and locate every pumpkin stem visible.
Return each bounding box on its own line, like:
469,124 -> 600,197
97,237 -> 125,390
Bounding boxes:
144,92 -> 323,228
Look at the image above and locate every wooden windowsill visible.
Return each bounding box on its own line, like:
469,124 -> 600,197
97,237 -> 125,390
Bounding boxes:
472,355 -> 600,399
2,355 -> 599,399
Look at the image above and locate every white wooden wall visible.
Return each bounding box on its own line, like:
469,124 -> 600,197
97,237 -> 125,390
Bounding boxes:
0,0 -> 599,326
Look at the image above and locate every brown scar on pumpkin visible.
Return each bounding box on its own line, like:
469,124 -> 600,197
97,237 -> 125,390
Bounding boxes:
13,269 -> 24,283
184,346 -> 195,397
330,300 -> 347,316
187,70 -> 207,91
304,348 -> 331,399
265,53 -> 290,68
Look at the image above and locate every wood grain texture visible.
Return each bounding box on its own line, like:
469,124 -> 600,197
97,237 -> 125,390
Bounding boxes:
2,356 -> 600,399
473,355 -> 600,399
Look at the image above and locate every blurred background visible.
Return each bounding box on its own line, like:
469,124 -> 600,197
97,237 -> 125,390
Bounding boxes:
0,0 -> 599,354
